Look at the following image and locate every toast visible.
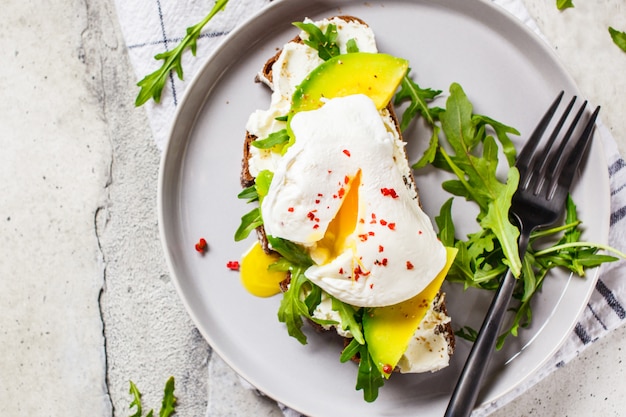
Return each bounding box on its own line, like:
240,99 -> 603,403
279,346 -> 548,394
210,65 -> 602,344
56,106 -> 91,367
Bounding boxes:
239,15 -> 454,384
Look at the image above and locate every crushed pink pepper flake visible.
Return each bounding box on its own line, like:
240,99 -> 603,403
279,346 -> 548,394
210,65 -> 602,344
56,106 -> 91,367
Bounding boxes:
342,149 -> 351,157
195,238 -> 208,253
226,260 -> 240,271
406,261 -> 414,270
380,188 -> 399,198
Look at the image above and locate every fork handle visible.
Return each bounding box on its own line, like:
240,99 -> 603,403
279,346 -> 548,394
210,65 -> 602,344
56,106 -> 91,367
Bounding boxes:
444,232 -> 530,417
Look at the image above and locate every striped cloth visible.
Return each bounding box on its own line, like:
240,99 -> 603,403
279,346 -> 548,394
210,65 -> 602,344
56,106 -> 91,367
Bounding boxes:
112,0 -> 626,415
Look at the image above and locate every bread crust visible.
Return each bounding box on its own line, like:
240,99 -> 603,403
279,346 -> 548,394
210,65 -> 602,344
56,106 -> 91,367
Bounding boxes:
241,15 -> 454,368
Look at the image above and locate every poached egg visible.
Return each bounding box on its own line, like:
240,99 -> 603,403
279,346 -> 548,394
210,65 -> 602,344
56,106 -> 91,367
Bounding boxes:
261,94 -> 447,307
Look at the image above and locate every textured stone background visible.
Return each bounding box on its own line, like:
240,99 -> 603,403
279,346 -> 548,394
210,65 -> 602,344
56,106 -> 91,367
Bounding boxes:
1,0 -> 626,416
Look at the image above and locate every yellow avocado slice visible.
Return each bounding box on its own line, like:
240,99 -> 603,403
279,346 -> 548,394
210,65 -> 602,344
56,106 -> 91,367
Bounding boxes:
290,52 -> 409,114
240,241 -> 288,297
362,247 -> 458,377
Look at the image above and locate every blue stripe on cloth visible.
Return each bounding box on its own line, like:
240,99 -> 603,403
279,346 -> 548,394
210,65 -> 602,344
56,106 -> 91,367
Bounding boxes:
608,158 -> 626,177
611,206 -> 626,226
574,322 -> 593,345
608,157 -> 626,225
611,182 -> 626,196
595,279 -> 626,320
586,303 -> 608,330
155,0 -> 178,105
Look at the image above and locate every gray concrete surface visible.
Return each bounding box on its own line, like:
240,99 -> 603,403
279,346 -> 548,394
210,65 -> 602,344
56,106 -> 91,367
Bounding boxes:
2,0 -> 626,416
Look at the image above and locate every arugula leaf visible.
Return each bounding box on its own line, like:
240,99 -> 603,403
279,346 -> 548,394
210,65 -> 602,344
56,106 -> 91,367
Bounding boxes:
129,381 -> 143,417
303,284 -> 323,315
340,338 -> 362,363
435,198 -> 456,247
331,297 -> 365,344
346,38 -> 360,53
473,114 -> 519,167
234,208 -> 262,241
557,0 -> 574,10
135,0 -> 229,106
237,185 -> 258,202
251,129 -> 290,150
609,27 -> 626,52
394,72 -> 442,130
255,170 -> 274,201
480,167 -> 521,275
355,343 -> 385,402
455,326 -> 478,342
293,22 -> 340,60
277,267 -> 312,344
129,377 -> 177,417
266,235 -> 313,267
235,170 -> 275,241
159,376 -> 177,417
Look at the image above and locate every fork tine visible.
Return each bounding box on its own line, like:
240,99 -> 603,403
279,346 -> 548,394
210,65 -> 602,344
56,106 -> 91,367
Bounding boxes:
534,95 -> 579,176
528,97 -> 585,195
547,104 -> 601,198
517,91 -> 564,185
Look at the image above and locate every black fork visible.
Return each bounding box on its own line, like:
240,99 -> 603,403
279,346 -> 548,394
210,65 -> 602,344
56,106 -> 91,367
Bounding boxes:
444,91 -> 601,417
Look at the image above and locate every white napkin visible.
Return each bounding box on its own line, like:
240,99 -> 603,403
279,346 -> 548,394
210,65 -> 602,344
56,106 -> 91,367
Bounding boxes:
113,0 -> 272,150
112,0 -> 626,415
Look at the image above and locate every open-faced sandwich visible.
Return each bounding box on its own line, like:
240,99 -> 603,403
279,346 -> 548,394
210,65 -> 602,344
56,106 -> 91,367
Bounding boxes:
235,15 -> 457,401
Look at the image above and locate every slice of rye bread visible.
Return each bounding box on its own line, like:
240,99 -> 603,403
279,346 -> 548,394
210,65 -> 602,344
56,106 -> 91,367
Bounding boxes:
240,15 -> 455,361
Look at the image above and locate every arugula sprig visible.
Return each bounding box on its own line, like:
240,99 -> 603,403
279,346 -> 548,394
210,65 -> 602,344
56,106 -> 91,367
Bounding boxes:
406,82 -> 621,347
129,377 -> 177,417
293,22 -> 340,60
556,0 -> 574,10
135,0 -> 229,106
425,83 -> 523,279
609,27 -> 626,52
250,129 -> 290,150
235,170 -> 273,241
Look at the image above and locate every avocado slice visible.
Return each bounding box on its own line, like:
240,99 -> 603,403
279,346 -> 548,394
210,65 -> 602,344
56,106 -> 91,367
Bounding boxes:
290,52 -> 409,114
362,247 -> 457,377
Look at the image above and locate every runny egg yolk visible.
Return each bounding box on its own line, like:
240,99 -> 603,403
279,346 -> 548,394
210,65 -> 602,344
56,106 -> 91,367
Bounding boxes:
240,241 -> 287,297
310,170 -> 361,265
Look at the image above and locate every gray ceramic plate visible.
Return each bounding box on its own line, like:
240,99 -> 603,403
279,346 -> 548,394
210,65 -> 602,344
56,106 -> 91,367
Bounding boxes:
158,0 -> 610,415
